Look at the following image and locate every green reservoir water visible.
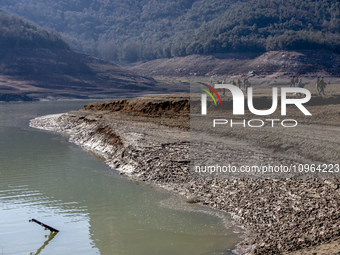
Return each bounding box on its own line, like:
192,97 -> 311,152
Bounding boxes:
0,101 -> 241,255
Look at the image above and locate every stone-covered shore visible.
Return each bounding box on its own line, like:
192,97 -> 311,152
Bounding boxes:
30,94 -> 340,255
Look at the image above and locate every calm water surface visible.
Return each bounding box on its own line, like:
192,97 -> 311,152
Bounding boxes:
0,100 -> 241,255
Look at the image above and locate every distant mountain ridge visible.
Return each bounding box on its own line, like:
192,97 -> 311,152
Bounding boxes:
2,0 -> 340,62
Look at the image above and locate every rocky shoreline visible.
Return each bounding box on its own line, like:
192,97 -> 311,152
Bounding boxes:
30,93 -> 340,254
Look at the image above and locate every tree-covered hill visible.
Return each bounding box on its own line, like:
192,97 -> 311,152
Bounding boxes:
188,0 -> 340,55
0,12 -> 69,49
0,12 -> 185,101
2,0 -> 340,62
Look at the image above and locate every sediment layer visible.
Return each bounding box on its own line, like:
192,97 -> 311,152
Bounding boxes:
30,93 -> 340,255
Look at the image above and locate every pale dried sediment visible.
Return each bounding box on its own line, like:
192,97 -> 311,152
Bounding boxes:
29,94 -> 340,255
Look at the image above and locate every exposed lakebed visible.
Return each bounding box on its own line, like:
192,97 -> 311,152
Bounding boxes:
27,94 -> 340,255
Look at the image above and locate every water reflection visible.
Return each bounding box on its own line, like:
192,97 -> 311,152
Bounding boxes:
30,231 -> 58,255
0,101 -> 241,255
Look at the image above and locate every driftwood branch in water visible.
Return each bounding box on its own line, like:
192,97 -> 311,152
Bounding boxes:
29,218 -> 59,232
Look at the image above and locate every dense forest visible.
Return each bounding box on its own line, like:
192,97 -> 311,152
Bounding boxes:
0,12 -> 69,49
1,0 -> 340,62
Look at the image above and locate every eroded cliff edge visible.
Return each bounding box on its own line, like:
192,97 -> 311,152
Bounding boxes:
30,93 -> 340,255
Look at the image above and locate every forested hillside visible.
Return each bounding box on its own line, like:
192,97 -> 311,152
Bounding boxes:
0,12 -> 181,101
2,0 -> 340,62
0,12 -> 69,49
